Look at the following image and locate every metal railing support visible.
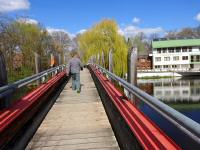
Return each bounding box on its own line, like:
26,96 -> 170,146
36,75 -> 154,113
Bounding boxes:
0,65 -> 67,108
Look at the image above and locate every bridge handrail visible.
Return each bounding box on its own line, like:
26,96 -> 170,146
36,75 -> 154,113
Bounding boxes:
0,65 -> 67,99
93,64 -> 200,144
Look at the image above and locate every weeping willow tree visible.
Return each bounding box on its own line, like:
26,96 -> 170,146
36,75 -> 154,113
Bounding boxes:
78,19 -> 128,77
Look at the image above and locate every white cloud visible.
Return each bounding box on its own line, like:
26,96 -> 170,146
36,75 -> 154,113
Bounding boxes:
132,17 -> 141,24
195,12 -> 200,22
47,27 -> 75,39
0,0 -> 30,12
47,27 -> 66,33
77,29 -> 87,34
17,18 -> 38,24
118,28 -> 125,36
119,25 -> 164,38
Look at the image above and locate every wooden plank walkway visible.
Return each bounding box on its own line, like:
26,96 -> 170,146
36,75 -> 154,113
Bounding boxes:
26,69 -> 119,150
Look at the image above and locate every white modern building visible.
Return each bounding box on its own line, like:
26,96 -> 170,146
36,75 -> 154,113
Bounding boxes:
151,39 -> 200,70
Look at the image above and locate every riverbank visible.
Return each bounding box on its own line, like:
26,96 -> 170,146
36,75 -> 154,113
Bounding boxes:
137,71 -> 182,79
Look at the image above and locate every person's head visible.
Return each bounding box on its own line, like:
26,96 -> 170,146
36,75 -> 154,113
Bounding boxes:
71,51 -> 79,58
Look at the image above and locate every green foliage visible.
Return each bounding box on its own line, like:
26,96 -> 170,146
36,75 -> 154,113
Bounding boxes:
8,66 -> 33,83
127,34 -> 149,55
0,17 -> 68,83
78,19 -> 128,76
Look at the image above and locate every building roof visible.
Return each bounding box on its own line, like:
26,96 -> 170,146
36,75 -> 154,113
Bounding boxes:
152,39 -> 200,49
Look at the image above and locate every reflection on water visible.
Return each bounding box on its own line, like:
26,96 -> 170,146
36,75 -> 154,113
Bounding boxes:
138,76 -> 200,121
138,77 -> 200,104
138,77 -> 200,121
137,77 -> 200,149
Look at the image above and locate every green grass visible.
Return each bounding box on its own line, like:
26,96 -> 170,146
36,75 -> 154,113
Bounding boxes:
7,67 -> 40,104
168,103 -> 200,111
8,67 -> 34,83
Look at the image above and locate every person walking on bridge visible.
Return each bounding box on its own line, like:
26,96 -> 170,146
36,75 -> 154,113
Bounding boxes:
68,51 -> 83,93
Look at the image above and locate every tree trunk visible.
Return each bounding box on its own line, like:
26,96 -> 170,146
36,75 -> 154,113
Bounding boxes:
109,49 -> 113,73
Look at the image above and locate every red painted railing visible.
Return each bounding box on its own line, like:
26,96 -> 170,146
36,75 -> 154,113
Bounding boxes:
90,65 -> 181,150
0,71 -> 66,149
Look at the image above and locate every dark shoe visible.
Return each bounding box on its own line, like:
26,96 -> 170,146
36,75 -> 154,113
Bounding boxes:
77,90 -> 81,93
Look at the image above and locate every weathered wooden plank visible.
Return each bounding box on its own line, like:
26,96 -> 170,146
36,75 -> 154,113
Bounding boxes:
26,69 -> 119,150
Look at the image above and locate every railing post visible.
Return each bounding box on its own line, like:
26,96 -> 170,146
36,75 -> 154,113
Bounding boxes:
34,52 -> 41,85
0,51 -> 8,109
0,52 -> 7,86
129,46 -> 138,86
34,52 -> 41,74
127,46 -> 138,101
109,49 -> 113,73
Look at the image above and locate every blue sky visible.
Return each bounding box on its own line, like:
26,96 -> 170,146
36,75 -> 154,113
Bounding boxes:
1,0 -> 200,37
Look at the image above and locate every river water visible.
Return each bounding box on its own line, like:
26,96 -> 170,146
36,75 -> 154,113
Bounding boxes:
138,76 -> 200,123
137,77 -> 200,149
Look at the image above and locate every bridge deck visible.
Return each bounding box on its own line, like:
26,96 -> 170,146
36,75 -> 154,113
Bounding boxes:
26,69 -> 119,150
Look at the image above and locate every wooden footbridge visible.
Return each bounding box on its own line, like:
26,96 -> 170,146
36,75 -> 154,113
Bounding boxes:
27,69 -> 119,150
0,65 -> 200,150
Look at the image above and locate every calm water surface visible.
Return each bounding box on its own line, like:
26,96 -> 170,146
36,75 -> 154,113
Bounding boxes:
137,77 -> 200,149
137,76 -> 200,123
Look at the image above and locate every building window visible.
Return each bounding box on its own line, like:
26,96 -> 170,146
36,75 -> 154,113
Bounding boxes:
156,91 -> 162,95
172,65 -> 177,68
155,57 -> 161,61
162,48 -> 167,53
191,55 -> 200,62
182,56 -> 188,60
168,50 -> 174,53
191,56 -> 194,62
188,47 -> 192,52
174,91 -> 180,95
183,90 -> 189,94
157,48 -> 161,53
182,47 -> 187,52
176,47 -> 181,52
155,65 -> 161,68
173,56 -> 179,61
165,91 -> 171,95
197,55 -> 200,62
164,57 -> 170,61
181,64 -> 188,68
163,65 -> 169,68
